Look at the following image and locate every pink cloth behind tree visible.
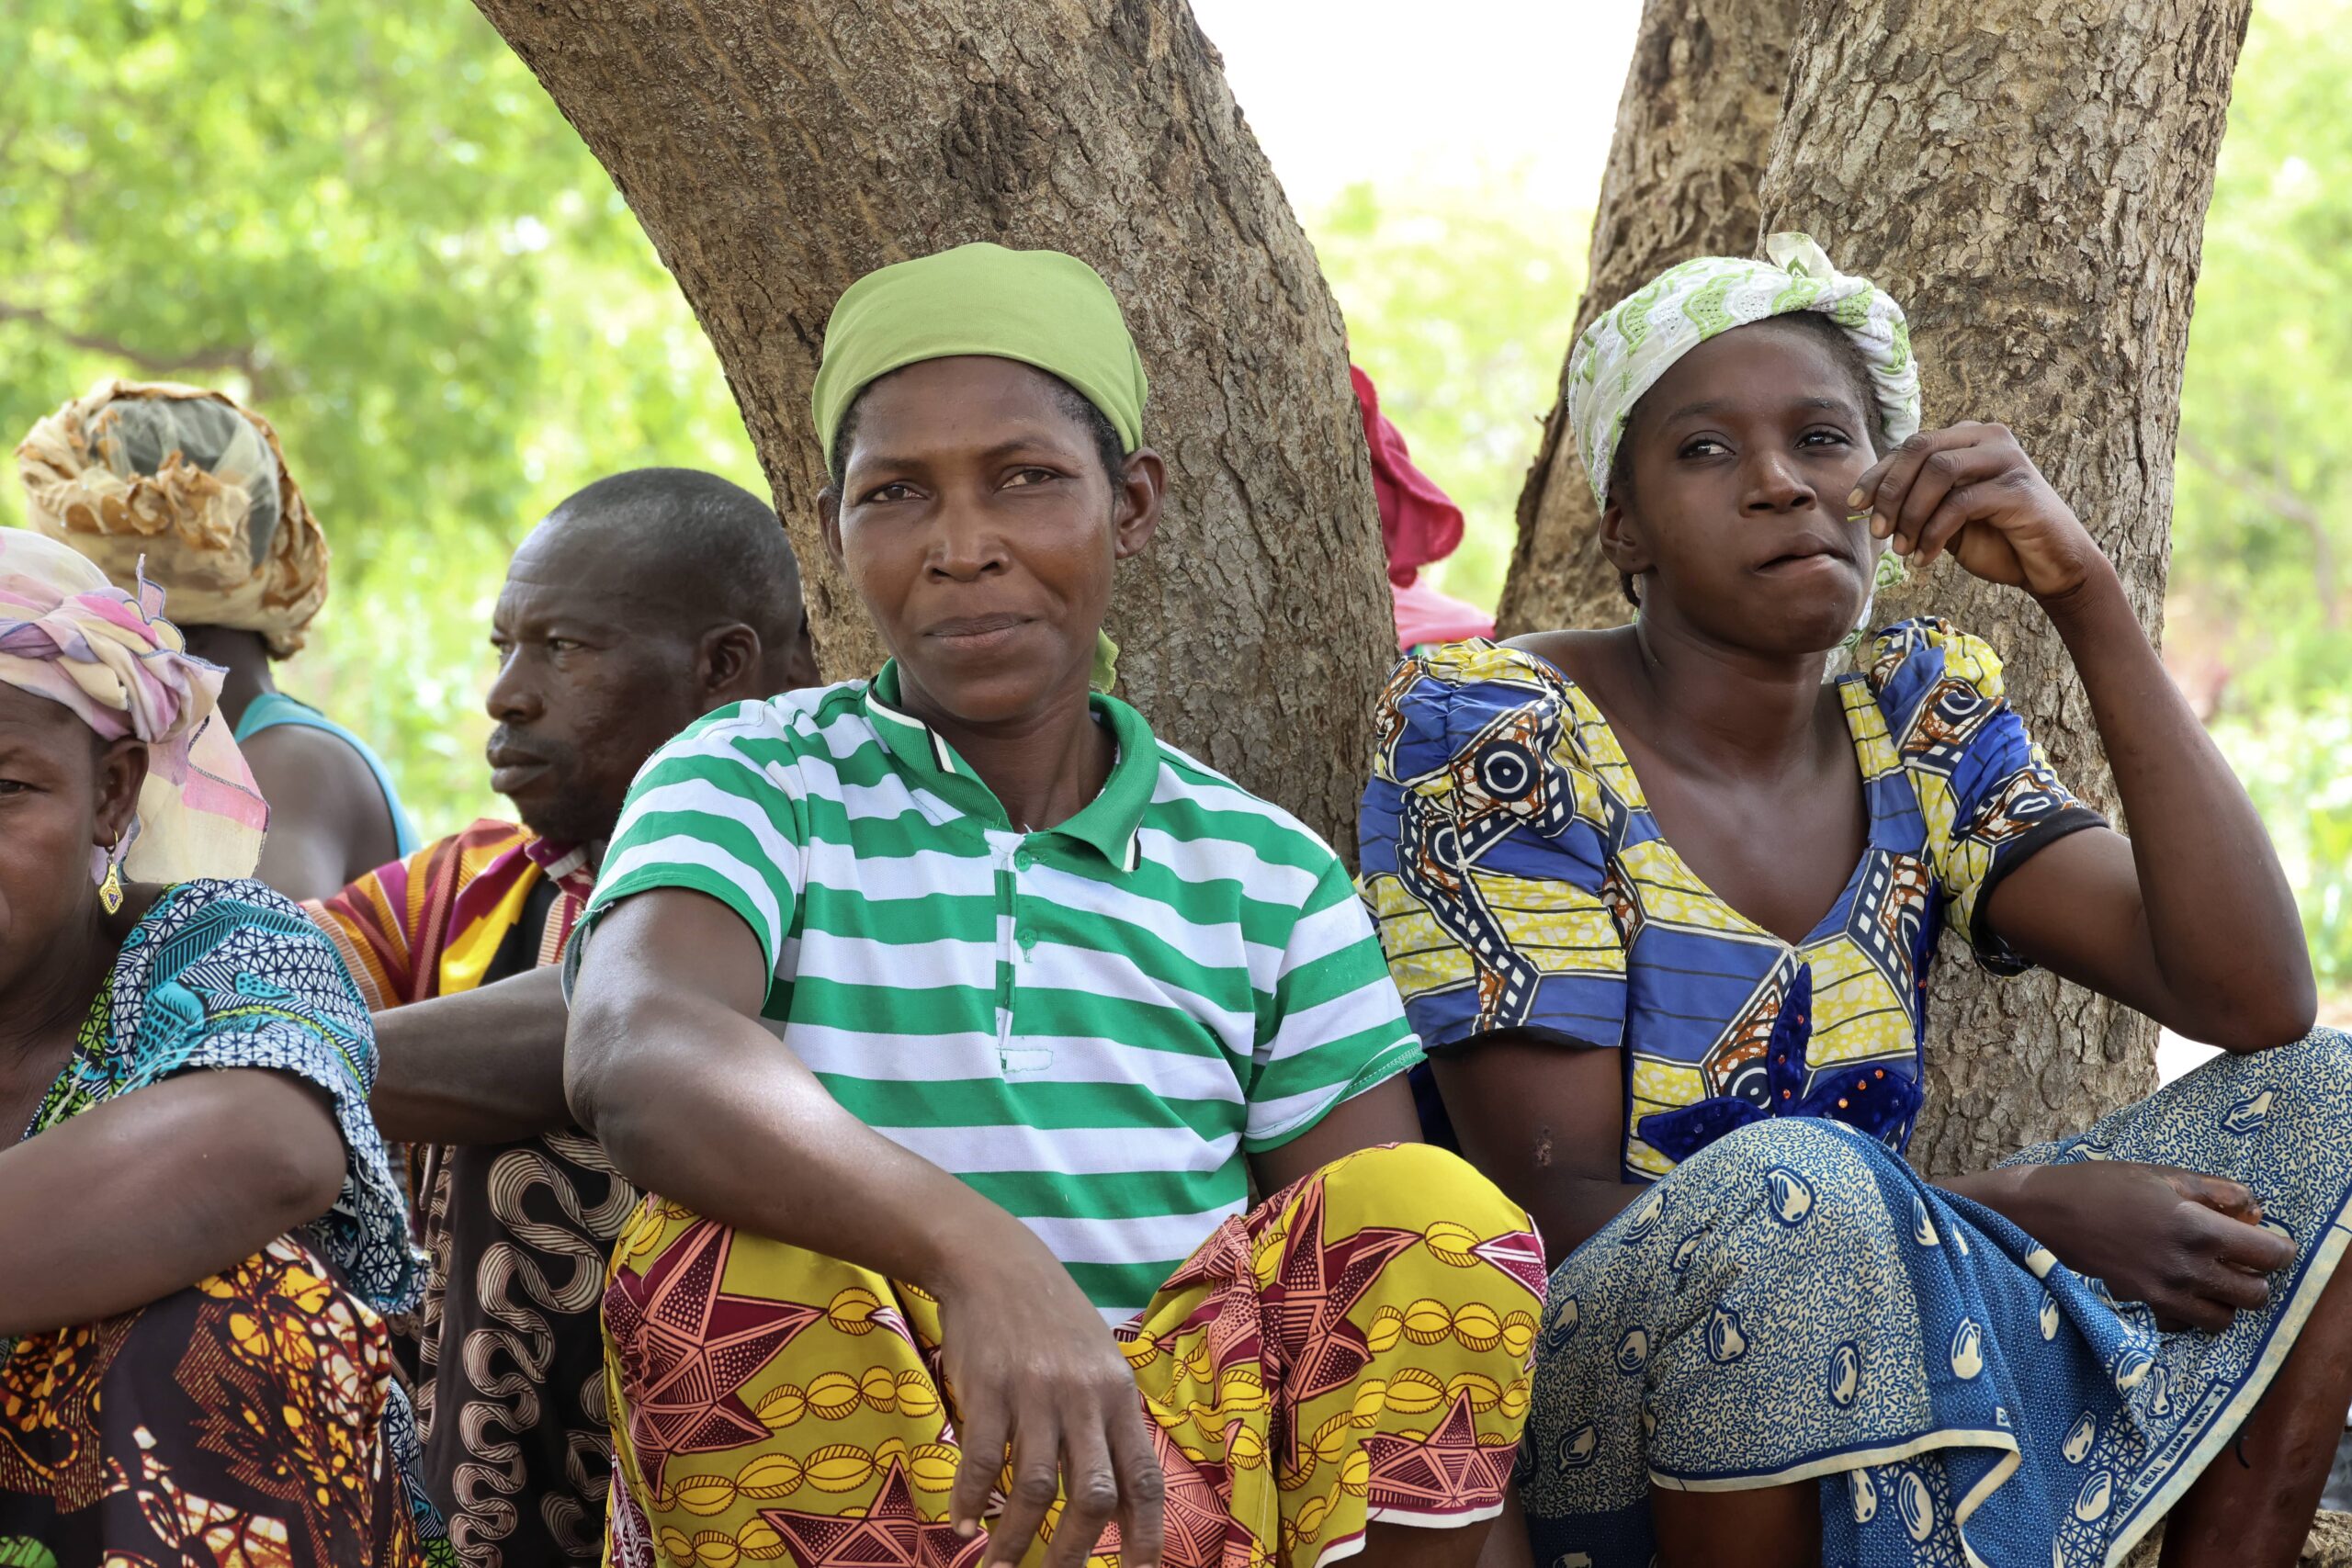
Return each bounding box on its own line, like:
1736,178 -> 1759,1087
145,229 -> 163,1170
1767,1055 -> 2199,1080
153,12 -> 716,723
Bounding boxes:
1391,574 -> 1498,650
1351,366 -> 1495,649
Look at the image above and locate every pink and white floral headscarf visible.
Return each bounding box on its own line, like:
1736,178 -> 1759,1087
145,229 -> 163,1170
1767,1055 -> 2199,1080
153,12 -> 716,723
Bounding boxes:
0,527 -> 266,882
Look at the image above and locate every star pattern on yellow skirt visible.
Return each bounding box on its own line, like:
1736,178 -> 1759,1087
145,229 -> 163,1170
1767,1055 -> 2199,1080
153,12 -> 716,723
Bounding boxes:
1363,1391 -> 1518,1517
604,1220 -> 825,1494
758,1457 -> 989,1568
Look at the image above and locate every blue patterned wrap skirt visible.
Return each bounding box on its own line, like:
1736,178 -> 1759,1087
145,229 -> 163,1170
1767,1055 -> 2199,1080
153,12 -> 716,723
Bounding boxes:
1521,1028 -> 2352,1568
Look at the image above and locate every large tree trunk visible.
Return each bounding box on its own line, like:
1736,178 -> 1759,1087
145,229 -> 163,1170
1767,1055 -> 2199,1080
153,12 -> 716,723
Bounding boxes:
467,0 -> 1390,853
1758,0 -> 2251,1176
1495,0 -> 1803,638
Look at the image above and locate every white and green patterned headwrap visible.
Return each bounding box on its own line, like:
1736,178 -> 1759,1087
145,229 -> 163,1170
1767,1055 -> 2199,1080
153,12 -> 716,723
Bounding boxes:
1566,231 -> 1920,511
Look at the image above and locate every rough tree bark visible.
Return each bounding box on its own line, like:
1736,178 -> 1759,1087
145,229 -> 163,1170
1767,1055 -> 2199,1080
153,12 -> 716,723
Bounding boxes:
466,0 -> 1391,853
1494,0 -> 1803,638
1758,0 -> 2251,1176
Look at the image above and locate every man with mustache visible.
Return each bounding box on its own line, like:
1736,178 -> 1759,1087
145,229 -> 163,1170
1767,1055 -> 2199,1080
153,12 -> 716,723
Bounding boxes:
308,468 -> 817,1568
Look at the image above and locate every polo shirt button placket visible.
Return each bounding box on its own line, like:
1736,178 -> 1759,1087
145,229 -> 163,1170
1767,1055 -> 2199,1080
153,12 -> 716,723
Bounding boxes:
992,836 -> 1024,1069
1010,839 -> 1038,962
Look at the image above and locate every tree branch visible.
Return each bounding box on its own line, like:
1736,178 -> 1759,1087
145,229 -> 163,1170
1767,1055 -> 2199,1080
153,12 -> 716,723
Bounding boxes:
2177,431 -> 2324,526
0,298 -> 260,380
2177,430 -> 2340,625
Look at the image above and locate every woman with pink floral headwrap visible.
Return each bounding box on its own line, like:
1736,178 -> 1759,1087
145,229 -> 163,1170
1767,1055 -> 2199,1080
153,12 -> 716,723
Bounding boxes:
0,529 -> 441,1564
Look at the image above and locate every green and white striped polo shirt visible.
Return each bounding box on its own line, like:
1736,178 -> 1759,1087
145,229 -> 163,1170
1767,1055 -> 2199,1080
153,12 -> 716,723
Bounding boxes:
581,663 -> 1422,1320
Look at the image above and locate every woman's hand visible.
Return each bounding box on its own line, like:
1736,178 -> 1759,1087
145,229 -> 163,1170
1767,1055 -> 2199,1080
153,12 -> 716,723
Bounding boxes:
1973,1160 -> 2297,1333
571,891 -> 1166,1568
1849,423 -> 2109,601
933,1221 -> 1165,1568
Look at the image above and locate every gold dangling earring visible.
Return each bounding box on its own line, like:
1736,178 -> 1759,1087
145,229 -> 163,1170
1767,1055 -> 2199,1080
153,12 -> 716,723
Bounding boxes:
98,840 -> 125,916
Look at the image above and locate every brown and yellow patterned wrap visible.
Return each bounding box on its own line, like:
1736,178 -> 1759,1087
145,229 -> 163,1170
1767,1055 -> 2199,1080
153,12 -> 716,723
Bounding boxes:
598,1144 -> 1547,1568
17,378 -> 330,655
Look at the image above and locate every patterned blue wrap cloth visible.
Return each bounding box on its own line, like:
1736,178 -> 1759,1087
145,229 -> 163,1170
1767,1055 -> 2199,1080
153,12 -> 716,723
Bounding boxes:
1353,229 -> 2352,1564
1521,1030 -> 2352,1568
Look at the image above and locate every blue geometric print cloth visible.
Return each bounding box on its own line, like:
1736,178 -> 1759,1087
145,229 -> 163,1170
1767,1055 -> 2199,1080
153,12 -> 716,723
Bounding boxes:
1359,623 -> 2106,1183
1521,1030 -> 2352,1568
25,876 -> 420,1313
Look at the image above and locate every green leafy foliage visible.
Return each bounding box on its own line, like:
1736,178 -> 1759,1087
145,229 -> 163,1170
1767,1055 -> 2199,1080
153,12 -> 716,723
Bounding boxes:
2169,0 -> 2352,987
1307,175 -> 1586,614
2211,701 -> 2352,996
0,0 -> 760,829
2173,0 -> 2352,698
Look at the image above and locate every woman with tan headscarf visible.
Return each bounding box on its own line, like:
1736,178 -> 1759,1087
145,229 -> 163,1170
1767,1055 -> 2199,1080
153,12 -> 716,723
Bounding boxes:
18,379 -> 418,899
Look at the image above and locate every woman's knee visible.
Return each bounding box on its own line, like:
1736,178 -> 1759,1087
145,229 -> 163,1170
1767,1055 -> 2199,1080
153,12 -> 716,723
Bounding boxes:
1632,1118 -> 1902,1265
2182,1025 -> 2352,1125
1669,1114 -> 1874,1190
1319,1141 -> 1532,1224
2278,1025 -> 2352,1091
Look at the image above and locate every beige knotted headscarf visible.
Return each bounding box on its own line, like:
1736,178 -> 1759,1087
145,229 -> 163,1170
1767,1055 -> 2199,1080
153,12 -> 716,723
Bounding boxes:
17,378 -> 330,656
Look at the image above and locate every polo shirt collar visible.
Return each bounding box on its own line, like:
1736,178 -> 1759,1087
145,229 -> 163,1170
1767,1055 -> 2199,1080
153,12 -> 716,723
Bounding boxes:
865,660 -> 1154,872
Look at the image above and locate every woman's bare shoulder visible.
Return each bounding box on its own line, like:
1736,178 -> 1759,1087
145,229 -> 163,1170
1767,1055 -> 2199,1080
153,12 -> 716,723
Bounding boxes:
1501,625 -> 1634,688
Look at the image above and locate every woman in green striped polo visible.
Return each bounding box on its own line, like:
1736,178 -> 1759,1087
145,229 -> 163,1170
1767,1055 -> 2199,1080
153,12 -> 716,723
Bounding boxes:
561,243 -> 1544,1568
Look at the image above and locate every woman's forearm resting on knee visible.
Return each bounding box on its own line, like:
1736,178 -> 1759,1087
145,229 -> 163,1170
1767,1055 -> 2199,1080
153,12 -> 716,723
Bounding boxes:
565,886 -> 1033,1293
0,1067 -> 345,1336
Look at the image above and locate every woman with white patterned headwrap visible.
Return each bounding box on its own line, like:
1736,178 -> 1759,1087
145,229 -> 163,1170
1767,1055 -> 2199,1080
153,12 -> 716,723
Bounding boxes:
1358,236 -> 2352,1567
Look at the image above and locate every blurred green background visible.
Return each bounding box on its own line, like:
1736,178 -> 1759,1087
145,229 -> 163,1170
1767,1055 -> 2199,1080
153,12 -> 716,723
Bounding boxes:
1,0 -> 2344,995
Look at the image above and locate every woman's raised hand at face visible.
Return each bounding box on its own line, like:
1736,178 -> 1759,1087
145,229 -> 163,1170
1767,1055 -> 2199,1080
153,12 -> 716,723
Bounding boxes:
1849,422 -> 2112,602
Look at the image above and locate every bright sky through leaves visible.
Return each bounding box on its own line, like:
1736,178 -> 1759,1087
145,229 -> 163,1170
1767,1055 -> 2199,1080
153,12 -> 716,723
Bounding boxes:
1187,0 -> 1642,213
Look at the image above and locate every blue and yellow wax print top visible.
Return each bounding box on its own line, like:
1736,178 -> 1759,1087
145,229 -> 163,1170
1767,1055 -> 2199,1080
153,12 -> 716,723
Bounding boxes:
1358,619 -> 2105,1182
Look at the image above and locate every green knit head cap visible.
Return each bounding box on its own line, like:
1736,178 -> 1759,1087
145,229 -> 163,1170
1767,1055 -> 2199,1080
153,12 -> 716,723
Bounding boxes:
812,243 -> 1148,694
811,242 -> 1150,463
